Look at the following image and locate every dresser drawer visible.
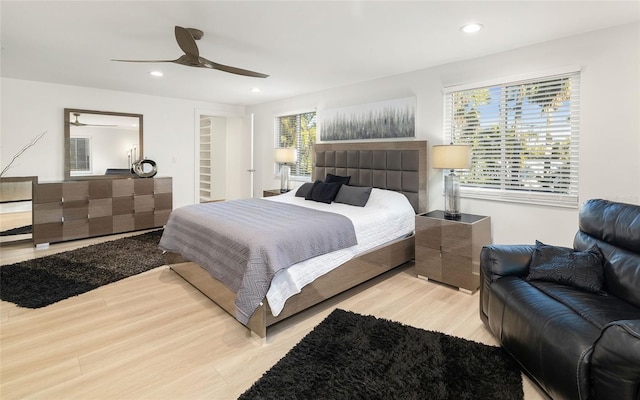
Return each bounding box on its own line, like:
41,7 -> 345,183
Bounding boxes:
33,177 -> 173,245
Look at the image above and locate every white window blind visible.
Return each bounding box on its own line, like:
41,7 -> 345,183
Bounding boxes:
444,71 -> 580,208
274,111 -> 317,178
69,137 -> 91,172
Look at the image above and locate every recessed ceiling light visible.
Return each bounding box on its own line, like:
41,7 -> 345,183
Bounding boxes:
460,23 -> 484,34
250,87 -> 261,93
149,71 -> 163,77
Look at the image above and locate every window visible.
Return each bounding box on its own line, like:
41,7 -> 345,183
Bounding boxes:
69,137 -> 92,174
444,70 -> 580,207
274,111 -> 317,178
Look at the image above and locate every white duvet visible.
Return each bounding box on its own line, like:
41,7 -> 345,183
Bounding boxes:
263,188 -> 415,316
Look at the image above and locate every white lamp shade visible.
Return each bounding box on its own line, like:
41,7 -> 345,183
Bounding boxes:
274,147 -> 297,163
432,144 -> 472,170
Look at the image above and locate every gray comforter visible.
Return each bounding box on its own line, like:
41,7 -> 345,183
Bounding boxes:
159,198 -> 357,324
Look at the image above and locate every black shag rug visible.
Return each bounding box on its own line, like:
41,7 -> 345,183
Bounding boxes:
0,230 -> 165,308
240,309 -> 523,400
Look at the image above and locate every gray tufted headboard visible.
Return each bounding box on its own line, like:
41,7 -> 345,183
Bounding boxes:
312,141 -> 428,213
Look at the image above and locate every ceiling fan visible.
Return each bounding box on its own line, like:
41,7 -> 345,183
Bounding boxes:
112,26 -> 269,78
69,113 -> 117,127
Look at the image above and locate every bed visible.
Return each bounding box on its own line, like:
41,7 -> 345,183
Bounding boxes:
162,140 -> 427,338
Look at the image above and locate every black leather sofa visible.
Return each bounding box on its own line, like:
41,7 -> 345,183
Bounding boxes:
479,199 -> 640,400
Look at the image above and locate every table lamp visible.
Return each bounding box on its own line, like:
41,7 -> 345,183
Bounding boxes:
274,148 -> 297,193
432,144 -> 472,219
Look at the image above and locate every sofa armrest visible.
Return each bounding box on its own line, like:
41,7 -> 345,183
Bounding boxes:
591,319 -> 640,400
480,244 -> 535,283
479,244 -> 535,327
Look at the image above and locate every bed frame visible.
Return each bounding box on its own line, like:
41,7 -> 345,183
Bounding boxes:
168,140 -> 428,338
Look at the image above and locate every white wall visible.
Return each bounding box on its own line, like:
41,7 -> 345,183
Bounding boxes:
3,23 -> 637,246
1,79 -> 244,208
247,23 -> 640,247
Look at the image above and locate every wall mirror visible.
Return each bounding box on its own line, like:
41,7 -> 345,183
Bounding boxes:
64,108 -> 143,180
0,176 -> 36,245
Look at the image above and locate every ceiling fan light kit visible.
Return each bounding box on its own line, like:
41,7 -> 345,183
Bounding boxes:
112,26 -> 268,78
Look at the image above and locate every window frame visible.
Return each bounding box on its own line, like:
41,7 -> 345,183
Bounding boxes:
443,68 -> 581,208
273,110 -> 317,181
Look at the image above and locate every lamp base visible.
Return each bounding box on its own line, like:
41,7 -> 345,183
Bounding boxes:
280,164 -> 291,193
444,211 -> 462,220
443,170 -> 461,219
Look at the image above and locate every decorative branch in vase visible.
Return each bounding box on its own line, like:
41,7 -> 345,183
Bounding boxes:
0,130 -> 47,177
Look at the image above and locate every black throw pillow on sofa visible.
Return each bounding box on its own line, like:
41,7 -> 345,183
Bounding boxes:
305,180 -> 342,204
526,240 -> 605,293
325,173 -> 351,185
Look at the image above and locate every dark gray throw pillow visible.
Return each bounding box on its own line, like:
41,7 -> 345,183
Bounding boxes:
335,185 -> 372,207
325,173 -> 351,185
304,180 -> 322,201
305,181 -> 342,204
526,240 -> 605,293
295,182 -> 314,197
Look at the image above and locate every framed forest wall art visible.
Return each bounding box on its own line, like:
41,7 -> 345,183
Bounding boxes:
319,97 -> 416,141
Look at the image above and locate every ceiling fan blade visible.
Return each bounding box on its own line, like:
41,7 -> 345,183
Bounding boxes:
111,59 -> 177,63
69,122 -> 117,127
69,113 -> 117,127
112,27 -> 268,78
199,57 -> 269,78
174,26 -> 199,58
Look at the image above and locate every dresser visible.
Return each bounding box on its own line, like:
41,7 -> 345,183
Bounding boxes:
32,177 -> 172,245
415,210 -> 491,293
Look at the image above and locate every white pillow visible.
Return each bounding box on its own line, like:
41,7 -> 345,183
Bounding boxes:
365,188 -> 414,213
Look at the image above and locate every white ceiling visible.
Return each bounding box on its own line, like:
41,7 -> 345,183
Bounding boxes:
2,1 -> 639,106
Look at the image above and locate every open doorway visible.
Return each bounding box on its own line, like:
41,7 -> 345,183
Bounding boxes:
196,112 -> 253,203
199,116 -> 227,202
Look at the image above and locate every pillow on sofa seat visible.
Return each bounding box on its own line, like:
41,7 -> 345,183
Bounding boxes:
526,240 -> 605,293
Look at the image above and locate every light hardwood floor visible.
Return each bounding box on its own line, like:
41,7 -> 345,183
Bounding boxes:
0,234 -> 548,400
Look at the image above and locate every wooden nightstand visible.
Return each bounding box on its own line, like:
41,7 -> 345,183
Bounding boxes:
263,189 -> 287,197
415,210 -> 491,293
